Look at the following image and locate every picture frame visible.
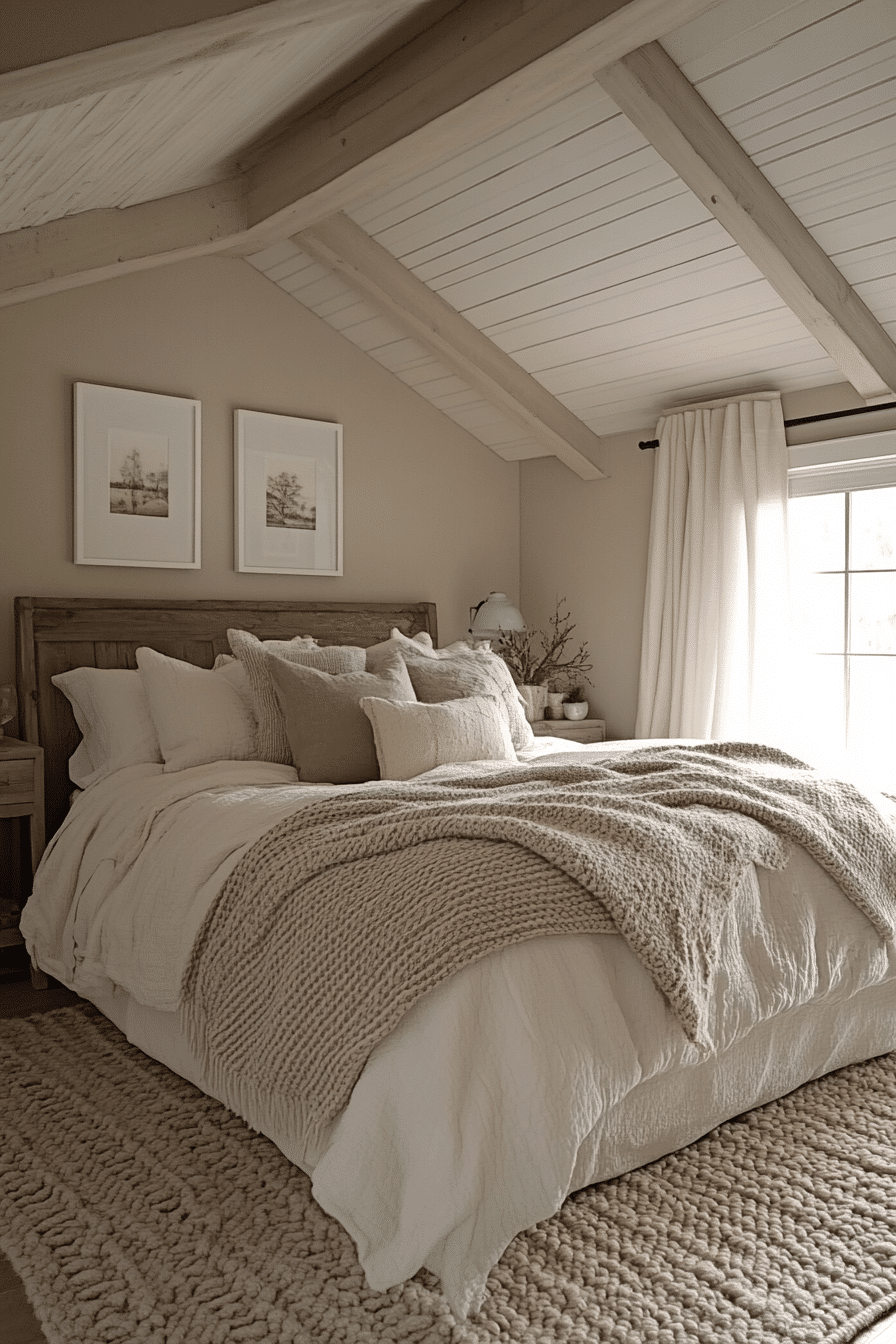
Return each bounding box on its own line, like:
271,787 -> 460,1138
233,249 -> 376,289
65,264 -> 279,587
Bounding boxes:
234,409 -> 343,576
74,382 -> 201,568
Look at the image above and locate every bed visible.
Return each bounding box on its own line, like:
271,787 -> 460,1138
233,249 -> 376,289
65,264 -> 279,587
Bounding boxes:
15,596 -> 896,1321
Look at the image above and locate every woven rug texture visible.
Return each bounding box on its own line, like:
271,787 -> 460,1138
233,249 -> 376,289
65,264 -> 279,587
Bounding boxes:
2,1005 -> 896,1344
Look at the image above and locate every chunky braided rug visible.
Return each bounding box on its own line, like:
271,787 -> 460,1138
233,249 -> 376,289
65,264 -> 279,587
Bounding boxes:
3,1007 -> 896,1344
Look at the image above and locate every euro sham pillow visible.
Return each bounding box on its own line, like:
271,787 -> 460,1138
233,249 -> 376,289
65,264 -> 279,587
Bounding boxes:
228,629 -> 366,764
267,651 -> 415,784
136,647 -> 258,772
368,636 -> 534,750
51,667 -> 162,789
361,694 -> 515,781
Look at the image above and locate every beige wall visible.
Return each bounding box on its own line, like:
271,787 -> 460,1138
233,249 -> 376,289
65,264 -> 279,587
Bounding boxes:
0,255 -> 521,690
520,431 -> 655,742
519,382 -> 896,741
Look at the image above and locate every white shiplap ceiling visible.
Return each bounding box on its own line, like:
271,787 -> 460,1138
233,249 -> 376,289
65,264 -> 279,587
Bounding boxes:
3,0 -> 895,475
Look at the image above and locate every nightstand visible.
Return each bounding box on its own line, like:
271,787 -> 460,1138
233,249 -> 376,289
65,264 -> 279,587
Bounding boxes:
531,718 -> 606,744
0,737 -> 46,988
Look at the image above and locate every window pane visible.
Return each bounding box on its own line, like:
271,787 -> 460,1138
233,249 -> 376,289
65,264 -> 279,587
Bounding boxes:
849,572 -> 896,653
850,486 -> 896,571
791,572 -> 845,653
788,492 -> 845,572
848,655 -> 896,772
789,652 -> 845,757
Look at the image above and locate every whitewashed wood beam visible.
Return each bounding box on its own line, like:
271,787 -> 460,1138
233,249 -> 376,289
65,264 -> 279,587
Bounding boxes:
296,212 -> 608,479
0,0 -> 411,120
0,181 -> 247,306
246,0 -> 724,235
0,0 -> 721,305
596,42 -> 896,401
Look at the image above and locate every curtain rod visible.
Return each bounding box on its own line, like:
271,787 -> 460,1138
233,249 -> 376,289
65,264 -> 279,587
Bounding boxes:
637,399 -> 896,450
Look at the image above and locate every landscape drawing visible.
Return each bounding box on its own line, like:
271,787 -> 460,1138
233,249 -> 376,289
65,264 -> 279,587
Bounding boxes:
109,429 -> 169,516
265,452 -> 317,530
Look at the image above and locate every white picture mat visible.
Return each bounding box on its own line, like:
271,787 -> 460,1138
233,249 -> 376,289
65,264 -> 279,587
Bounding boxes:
235,409 -> 342,575
74,383 -> 201,568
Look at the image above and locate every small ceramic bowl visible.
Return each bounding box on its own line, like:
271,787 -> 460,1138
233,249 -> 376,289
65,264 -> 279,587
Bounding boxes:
563,701 -> 588,720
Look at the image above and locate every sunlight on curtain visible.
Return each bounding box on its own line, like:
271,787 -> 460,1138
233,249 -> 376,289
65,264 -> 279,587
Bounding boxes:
635,392 -> 793,743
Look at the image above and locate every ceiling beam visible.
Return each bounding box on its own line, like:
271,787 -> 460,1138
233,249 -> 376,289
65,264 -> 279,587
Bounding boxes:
0,0 -> 411,121
245,0 -> 723,236
0,0 -> 721,307
295,212 -> 607,479
596,42 -> 896,401
0,182 -> 247,306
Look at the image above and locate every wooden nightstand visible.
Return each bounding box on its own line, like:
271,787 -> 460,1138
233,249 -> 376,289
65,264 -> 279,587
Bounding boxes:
531,718 -> 606,744
0,737 -> 46,988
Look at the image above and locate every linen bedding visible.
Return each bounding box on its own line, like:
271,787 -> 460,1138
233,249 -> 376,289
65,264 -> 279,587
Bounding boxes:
21,742 -> 896,1319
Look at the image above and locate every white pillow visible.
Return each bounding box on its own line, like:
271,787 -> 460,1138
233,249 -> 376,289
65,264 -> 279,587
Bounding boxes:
136,647 -> 257,772
51,667 -> 162,789
360,694 -> 515,781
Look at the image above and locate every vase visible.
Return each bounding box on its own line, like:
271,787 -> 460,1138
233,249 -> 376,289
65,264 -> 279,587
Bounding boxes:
563,700 -> 589,720
545,692 -> 565,721
518,684 -> 548,722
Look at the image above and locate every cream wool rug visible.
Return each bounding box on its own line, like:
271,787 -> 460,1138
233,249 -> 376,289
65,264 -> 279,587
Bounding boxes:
2,1007 -> 896,1344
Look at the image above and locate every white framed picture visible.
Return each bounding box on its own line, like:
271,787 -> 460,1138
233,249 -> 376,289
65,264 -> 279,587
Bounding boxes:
74,382 -> 201,568
234,409 -> 343,576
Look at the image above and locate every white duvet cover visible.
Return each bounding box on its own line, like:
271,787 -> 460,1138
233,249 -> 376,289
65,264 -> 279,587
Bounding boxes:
21,744 -> 896,1318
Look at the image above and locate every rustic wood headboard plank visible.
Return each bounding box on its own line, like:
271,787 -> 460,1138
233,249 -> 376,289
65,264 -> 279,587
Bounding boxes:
15,596 -> 437,842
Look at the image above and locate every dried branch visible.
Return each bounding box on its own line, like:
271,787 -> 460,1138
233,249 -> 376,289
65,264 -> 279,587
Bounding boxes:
496,598 -> 592,690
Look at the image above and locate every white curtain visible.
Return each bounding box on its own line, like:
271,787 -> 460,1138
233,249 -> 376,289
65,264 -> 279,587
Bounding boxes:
635,392 -> 791,743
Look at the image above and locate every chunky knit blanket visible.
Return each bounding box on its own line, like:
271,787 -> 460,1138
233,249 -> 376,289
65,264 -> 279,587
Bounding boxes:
181,743 -> 896,1156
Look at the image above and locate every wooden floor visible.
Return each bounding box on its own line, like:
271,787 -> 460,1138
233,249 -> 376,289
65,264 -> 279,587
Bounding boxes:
2,971 -> 896,1343
1,971 -> 79,1344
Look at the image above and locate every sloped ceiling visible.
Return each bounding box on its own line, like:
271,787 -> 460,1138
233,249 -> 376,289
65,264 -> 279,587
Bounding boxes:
3,0 -> 895,477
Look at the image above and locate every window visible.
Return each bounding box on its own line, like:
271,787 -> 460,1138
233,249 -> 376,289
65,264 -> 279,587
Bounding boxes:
787,429 -> 896,782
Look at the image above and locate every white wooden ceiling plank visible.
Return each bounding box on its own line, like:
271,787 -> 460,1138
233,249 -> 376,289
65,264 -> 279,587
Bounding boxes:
540,309 -> 832,395
438,193 -> 714,314
727,44 -> 896,150
398,370 -> 470,397
305,288 -> 370,321
429,386 -> 493,411
246,240 -> 303,271
567,352 -> 840,419
364,336 -> 438,372
808,201 -> 896,256
662,0 -> 836,79
261,253 -> 317,284
511,279 -> 789,374
461,219 -> 735,328
488,249 -> 760,348
408,165 -> 688,287
328,312 -> 406,350
831,240 -> 896,286
390,145 -> 667,272
347,82 -> 609,233
693,0 -> 894,117
564,345 -> 840,418
757,115 -> 896,198
738,75 -> 896,166
369,113 -> 646,259
288,271 -> 360,308
793,159 -> 896,223
413,174 -> 692,291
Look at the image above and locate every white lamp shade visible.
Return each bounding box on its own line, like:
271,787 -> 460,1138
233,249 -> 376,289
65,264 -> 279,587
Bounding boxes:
470,592 -> 525,641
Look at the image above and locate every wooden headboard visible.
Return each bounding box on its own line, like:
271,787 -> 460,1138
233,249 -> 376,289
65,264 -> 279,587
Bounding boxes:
14,596 -> 437,842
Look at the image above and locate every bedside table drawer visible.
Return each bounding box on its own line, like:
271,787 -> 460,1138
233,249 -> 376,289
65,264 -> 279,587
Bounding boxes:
0,759 -> 35,806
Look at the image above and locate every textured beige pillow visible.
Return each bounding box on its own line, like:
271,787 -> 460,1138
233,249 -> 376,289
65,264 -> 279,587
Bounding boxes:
386,646 -> 534,751
361,694 -> 515,780
228,629 -> 366,764
267,651 -> 416,784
